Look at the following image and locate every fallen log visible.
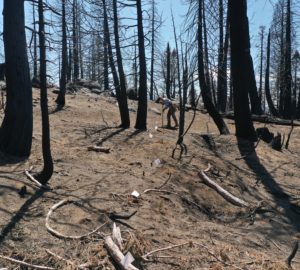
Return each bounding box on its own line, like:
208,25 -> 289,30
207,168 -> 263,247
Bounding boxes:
104,236 -> 138,270
87,145 -> 110,153
222,113 -> 300,126
198,171 -> 249,207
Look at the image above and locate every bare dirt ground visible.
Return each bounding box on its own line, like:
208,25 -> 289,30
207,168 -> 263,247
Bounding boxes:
0,88 -> 300,269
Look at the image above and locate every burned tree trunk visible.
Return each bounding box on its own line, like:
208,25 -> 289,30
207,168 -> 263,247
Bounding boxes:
198,0 -> 229,135
37,0 -> 53,184
228,0 -> 257,141
55,0 -> 67,107
0,0 -> 33,157
134,0 -> 148,130
265,30 -> 279,117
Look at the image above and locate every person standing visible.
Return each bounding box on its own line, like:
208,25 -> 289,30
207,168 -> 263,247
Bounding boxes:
156,97 -> 179,128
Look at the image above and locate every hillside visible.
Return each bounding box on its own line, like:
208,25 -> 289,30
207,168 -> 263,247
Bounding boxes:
0,88 -> 300,270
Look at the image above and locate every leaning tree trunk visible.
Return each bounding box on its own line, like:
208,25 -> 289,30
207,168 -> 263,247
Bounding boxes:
265,30 -> 279,117
198,0 -> 229,135
112,0 -> 130,128
134,0 -> 148,130
0,0 -> 33,157
37,0 -> 53,184
55,0 -> 67,107
32,2 -> 38,81
228,0 -> 257,141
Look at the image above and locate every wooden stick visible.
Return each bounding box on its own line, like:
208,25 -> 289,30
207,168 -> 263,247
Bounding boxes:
104,236 -> 138,270
45,199 -> 108,239
142,242 -> 190,261
45,249 -> 75,266
0,255 -> 55,270
198,171 -> 249,207
24,170 -> 51,190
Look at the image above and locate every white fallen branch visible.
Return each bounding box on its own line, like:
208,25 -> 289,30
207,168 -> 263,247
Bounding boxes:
24,169 -> 51,190
0,255 -> 55,270
198,171 -> 249,207
104,236 -> 138,270
46,199 -> 108,239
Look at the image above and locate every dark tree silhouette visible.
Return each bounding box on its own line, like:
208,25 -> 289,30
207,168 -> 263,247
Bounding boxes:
229,0 -> 257,141
134,0 -> 148,130
0,0 -> 33,157
165,43 -> 171,99
112,0 -> 130,128
37,0 -> 53,184
198,0 -> 229,135
103,0 -> 130,128
282,0 -> 292,119
55,0 -> 67,107
265,30 -> 279,117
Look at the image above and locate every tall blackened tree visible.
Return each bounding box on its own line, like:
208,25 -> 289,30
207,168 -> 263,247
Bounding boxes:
103,0 -> 130,128
55,0 -> 67,107
265,30 -> 279,117
112,0 -> 130,127
228,0 -> 257,141
282,0 -> 292,119
198,0 -> 229,135
37,0 -> 53,184
165,43 -> 171,99
0,0 -> 33,157
72,0 -> 79,81
135,0 -> 148,130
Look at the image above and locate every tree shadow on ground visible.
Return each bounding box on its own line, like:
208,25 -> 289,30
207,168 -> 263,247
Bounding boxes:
97,127 -> 125,145
0,188 -> 47,246
237,138 -> 300,232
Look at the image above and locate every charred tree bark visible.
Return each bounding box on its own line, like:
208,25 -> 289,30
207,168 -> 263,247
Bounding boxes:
103,0 -> 129,128
103,23 -> 109,91
32,2 -> 38,81
0,0 -> 33,157
149,0 -> 155,101
166,43 -> 171,99
229,0 -> 257,141
282,0 -> 292,119
198,0 -> 229,135
134,0 -> 148,130
72,0 -> 79,81
37,0 -> 53,184
112,0 -> 130,128
265,30 -> 279,117
55,0 -> 67,107
217,0 -> 227,112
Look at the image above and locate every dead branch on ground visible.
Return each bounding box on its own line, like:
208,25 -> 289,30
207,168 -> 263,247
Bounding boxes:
198,170 -> 249,208
45,199 -> 108,239
104,236 -> 139,270
0,254 -> 55,270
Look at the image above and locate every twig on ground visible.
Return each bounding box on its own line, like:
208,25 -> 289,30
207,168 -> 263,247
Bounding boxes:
0,255 -> 55,270
45,249 -> 75,267
45,199 -> 108,239
198,170 -> 249,207
142,242 -> 190,261
156,170 -> 172,190
24,169 -> 51,190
